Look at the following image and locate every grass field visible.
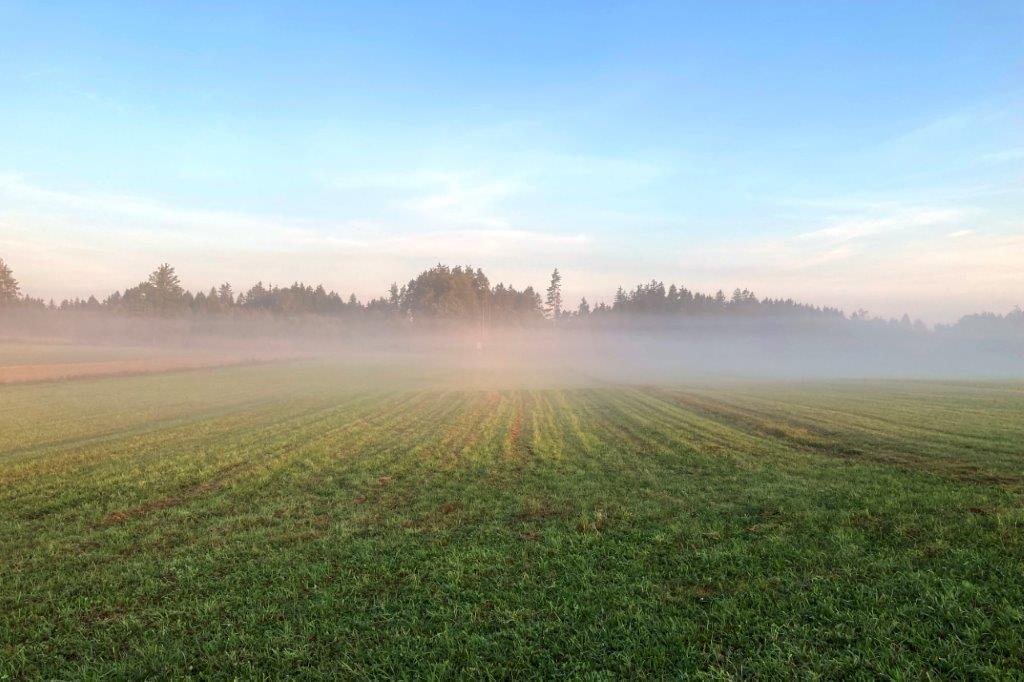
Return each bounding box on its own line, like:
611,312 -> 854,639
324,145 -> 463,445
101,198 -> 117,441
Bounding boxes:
2,356 -> 1023,677
0,342 -> 294,384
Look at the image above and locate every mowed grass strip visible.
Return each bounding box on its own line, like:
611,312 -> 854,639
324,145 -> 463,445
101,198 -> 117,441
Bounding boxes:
1,363 -> 1022,677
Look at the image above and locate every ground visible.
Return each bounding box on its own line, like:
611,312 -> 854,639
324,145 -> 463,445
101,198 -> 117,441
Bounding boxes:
0,342 -> 293,384
1,352 -> 1022,677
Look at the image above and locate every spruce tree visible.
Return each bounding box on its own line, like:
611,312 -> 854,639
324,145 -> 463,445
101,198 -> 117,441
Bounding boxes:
545,268 -> 563,320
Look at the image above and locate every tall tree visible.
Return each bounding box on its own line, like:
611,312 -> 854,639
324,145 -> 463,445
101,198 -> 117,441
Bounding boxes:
144,263 -> 186,315
148,263 -> 183,295
613,287 -> 627,311
577,297 -> 590,317
545,268 -> 563,320
0,258 -> 20,305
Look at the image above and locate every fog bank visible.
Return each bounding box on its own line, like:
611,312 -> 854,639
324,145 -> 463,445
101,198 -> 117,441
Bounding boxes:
2,309 -> 1021,383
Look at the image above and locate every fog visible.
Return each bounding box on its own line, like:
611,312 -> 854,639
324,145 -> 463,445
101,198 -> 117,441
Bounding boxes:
2,308 -> 1022,386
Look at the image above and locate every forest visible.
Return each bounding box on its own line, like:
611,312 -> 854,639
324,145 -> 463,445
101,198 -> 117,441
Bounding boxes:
1,257 -> 1021,335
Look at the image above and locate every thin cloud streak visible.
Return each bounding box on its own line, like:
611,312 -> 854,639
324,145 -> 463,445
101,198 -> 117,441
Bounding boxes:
2,176 -> 1021,323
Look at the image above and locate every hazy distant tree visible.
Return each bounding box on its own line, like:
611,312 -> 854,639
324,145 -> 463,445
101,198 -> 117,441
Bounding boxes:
402,264 -> 478,321
218,283 -> 234,306
103,291 -> 122,311
0,257 -> 21,305
388,282 -> 401,310
612,287 -> 627,311
545,269 -> 563,320
148,263 -> 182,296
666,284 -> 679,310
198,287 -> 217,313
144,263 -> 187,315
577,297 -> 590,316
400,264 -> 545,325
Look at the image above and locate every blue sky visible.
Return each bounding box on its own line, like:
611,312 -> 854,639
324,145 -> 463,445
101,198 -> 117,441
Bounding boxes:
1,1 -> 1022,321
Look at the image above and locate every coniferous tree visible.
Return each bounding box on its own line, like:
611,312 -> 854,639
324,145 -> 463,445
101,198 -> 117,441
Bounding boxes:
146,263 -> 186,315
0,257 -> 20,305
218,283 -> 234,306
388,283 -> 401,311
613,287 -> 627,311
545,269 -> 563,320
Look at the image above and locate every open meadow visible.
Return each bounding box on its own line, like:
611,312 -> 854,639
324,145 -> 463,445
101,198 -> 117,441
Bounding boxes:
2,353 -> 1023,677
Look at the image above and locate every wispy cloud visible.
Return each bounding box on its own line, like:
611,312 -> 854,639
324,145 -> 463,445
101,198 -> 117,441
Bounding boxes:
2,173 -> 1019,323
324,151 -> 664,231
0,175 -> 590,300
664,200 -> 1024,321
794,207 -> 972,245
0,173 -> 303,243
406,176 -> 519,229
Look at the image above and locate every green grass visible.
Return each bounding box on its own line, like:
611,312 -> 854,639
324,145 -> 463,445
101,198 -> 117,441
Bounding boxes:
2,360 -> 1023,678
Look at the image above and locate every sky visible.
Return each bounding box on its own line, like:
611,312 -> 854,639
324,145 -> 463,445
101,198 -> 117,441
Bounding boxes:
1,1 -> 1022,322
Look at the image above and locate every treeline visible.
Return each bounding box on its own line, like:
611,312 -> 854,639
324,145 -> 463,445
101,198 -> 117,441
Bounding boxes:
936,308 -> 1024,336
2,257 -> 1021,333
583,280 -> 843,319
1,261 -> 842,322
1,261 -> 547,324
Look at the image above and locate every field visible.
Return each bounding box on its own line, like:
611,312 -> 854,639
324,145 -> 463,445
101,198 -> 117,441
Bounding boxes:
0,342 -> 295,384
2,355 -> 1023,677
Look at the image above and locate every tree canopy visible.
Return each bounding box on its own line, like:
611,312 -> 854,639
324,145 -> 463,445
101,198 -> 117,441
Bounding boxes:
5,257 -> 1019,335
0,258 -> 20,305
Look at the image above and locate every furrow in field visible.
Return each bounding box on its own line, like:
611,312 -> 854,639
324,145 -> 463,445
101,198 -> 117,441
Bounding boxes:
97,391 -> 435,516
2,391 -> 441,558
234,390 -> 449,494
575,387 -> 766,471
1,391 -> 378,489
1,392 -> 415,535
647,388 -> 1024,487
704,385 -> 1024,463
690,387 -> 1024,456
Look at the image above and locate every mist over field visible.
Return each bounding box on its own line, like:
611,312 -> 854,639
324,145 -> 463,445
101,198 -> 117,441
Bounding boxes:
2,309 -> 1022,386
4,256 -> 1022,384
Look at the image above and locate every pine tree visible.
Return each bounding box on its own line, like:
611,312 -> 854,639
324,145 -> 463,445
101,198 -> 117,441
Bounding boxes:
545,268 -> 563,320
